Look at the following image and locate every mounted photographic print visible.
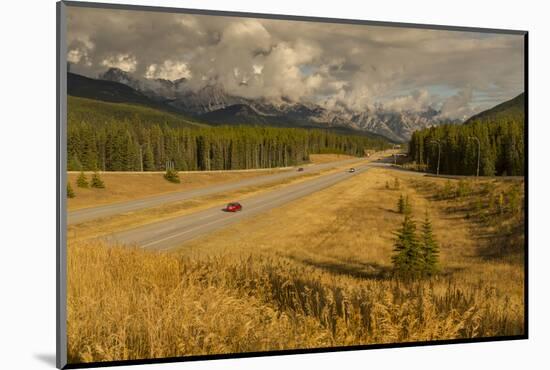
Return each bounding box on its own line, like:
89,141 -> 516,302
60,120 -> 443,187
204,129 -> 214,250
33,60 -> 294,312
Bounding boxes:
56,1 -> 528,368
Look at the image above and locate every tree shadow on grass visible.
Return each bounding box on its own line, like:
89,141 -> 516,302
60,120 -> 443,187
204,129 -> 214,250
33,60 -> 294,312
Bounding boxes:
472,222 -> 525,260
377,206 -> 400,214
286,253 -> 464,281
287,254 -> 393,280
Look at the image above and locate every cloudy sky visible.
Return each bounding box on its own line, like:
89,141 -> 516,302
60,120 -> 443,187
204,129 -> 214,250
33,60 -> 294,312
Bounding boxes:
66,6 -> 524,119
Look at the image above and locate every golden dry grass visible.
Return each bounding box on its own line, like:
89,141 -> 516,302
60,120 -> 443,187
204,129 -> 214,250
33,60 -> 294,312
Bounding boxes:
308,153 -> 356,163
67,170 -> 284,211
67,167 -> 524,364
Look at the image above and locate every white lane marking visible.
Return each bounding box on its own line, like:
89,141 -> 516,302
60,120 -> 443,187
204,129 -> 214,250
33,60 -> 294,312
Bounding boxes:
144,180 -> 334,248
133,168 -> 360,242
112,165 -> 369,245
141,168 -> 365,249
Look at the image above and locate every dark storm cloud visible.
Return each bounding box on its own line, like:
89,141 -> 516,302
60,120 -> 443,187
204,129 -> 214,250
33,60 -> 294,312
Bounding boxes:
66,6 -> 524,118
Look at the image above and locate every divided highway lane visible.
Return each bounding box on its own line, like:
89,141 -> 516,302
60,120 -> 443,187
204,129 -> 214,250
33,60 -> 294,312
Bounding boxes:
104,164 -> 371,251
68,157 -> 364,225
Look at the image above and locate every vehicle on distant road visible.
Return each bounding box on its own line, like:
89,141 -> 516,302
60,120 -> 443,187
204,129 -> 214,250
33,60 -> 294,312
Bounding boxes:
224,202 -> 243,212
348,168 -> 356,173
297,167 -> 304,172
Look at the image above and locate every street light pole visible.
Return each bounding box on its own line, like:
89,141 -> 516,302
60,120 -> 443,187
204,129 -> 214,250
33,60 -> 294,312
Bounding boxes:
429,139 -> 442,175
468,136 -> 481,177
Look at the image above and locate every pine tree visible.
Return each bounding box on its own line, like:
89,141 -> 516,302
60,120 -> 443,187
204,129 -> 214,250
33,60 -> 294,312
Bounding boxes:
164,168 -> 181,183
67,114 -> 392,172
397,194 -> 406,214
391,215 -> 423,278
76,171 -> 89,188
143,142 -> 155,171
90,171 -> 105,189
404,195 -> 412,215
68,155 -> 82,171
67,182 -> 75,198
420,211 -> 439,276
408,119 -> 523,177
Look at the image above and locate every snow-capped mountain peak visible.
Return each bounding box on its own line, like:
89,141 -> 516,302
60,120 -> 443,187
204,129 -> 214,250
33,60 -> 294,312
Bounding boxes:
97,68 -> 457,142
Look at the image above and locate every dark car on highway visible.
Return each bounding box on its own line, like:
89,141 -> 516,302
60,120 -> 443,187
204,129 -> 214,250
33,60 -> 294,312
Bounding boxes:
348,168 -> 356,173
225,202 -> 243,212
297,167 -> 304,172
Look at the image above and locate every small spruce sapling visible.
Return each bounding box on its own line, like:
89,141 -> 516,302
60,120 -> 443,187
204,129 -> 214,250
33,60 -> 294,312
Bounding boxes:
67,182 -> 75,198
397,194 -> 406,214
164,168 -> 181,183
397,194 -> 412,214
91,171 -> 105,189
404,195 -> 412,215
76,171 -> 89,188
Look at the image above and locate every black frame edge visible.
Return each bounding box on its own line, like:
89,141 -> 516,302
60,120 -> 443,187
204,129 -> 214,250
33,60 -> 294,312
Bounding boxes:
63,335 -> 528,369
57,1 -> 68,369
523,32 -> 529,339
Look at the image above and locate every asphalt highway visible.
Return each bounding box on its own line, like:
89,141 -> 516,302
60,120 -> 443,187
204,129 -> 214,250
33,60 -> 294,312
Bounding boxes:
68,158 -> 363,225
104,163 -> 371,251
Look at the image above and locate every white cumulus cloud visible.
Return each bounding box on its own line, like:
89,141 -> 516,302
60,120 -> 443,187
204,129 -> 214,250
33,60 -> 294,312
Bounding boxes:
145,60 -> 192,80
66,6 -> 525,118
100,53 -> 137,73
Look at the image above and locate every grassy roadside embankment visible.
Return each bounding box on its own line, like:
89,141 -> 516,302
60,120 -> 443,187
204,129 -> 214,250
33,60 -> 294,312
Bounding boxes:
67,167 -> 524,363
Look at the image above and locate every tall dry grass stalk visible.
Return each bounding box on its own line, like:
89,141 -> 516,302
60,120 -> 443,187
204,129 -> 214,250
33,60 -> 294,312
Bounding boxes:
68,240 -> 523,363
67,170 -> 524,364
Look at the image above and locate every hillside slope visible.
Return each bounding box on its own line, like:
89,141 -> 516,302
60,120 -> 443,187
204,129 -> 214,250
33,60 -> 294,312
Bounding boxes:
465,92 -> 525,124
68,72 -> 201,122
68,96 -> 204,129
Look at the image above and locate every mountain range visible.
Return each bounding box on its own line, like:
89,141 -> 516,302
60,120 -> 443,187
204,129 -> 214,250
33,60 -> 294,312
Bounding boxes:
70,67 -> 465,142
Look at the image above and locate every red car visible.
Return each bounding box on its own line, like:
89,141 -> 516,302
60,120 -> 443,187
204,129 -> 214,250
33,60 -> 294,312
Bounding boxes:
225,202 -> 243,212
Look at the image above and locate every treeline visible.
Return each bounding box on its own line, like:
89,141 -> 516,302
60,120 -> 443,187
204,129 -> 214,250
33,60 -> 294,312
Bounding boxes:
408,119 -> 524,176
68,120 -> 390,171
